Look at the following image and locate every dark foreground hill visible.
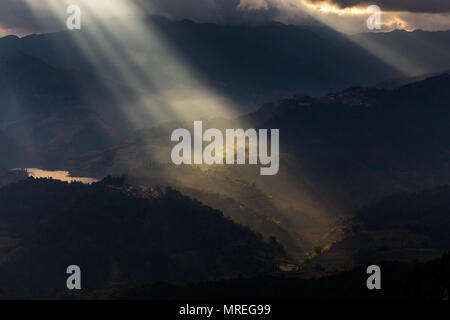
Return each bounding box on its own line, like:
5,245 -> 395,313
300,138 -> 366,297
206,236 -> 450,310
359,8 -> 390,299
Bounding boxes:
313,185 -> 450,270
113,252 -> 450,300
0,178 -> 284,299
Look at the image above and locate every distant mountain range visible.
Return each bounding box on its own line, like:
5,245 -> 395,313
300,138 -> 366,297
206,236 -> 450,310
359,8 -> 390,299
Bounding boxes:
1,17 -> 449,109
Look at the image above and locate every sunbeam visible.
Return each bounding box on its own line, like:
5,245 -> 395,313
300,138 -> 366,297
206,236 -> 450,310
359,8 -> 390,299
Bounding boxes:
22,0 -> 237,128
297,0 -> 422,76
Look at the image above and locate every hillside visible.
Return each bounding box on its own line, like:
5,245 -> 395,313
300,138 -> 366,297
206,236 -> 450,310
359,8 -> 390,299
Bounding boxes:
243,73 -> 450,208
313,185 -> 450,270
0,177 -> 284,299
70,75 -> 450,259
113,252 -> 450,300
0,55 -> 138,169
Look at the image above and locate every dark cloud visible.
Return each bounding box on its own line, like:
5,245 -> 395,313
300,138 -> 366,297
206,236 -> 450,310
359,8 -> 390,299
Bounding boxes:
308,0 -> 450,13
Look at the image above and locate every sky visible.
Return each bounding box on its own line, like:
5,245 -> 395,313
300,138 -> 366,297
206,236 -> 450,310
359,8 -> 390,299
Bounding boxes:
0,0 -> 449,37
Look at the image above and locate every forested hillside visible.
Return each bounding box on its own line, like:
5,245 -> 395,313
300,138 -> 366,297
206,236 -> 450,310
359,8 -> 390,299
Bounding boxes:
0,177 -> 284,299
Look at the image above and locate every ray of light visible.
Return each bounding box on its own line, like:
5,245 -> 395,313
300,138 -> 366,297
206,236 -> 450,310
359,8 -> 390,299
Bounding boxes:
297,0 -> 423,76
22,0 -> 237,127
